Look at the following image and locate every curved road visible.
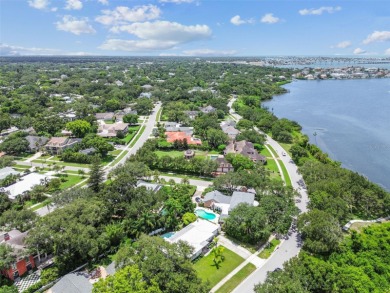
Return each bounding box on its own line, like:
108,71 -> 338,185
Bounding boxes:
229,95 -> 309,293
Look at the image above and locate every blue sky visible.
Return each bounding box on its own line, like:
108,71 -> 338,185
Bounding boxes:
1,0 -> 390,56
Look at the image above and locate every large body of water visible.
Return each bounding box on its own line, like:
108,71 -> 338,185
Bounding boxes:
264,79 -> 390,191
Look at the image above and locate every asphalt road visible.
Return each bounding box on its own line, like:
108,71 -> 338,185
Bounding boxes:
228,95 -> 309,293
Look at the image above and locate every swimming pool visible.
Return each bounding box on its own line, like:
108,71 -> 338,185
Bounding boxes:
195,209 -> 217,220
161,232 -> 175,239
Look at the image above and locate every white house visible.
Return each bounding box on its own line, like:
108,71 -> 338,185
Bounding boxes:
4,173 -> 54,200
166,219 -> 220,260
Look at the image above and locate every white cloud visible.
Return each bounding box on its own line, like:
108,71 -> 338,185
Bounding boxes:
159,0 -> 194,3
28,0 -> 50,10
332,41 -> 352,48
183,49 -> 237,56
65,0 -> 83,10
96,5 -> 161,25
363,31 -> 390,44
230,15 -> 254,26
56,15 -> 96,35
385,48 -> 390,55
299,6 -> 341,16
110,21 -> 211,42
100,21 -> 211,52
353,48 -> 366,55
0,43 -> 59,56
98,0 -> 109,5
261,13 -> 281,24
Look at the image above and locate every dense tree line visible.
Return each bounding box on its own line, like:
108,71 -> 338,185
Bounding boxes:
255,223 -> 390,293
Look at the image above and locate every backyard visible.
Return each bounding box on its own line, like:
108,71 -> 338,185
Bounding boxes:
194,246 -> 245,288
154,150 -> 220,159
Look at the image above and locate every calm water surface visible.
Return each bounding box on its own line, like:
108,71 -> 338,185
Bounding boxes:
264,79 -> 390,191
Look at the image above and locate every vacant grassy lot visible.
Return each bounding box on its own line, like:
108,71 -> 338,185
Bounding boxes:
215,263 -> 256,293
194,246 -> 245,288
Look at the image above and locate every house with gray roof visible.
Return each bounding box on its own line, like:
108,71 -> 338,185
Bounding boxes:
200,105 -> 216,114
25,135 -> 49,152
47,272 -> 93,293
203,190 -> 256,219
224,140 -> 266,163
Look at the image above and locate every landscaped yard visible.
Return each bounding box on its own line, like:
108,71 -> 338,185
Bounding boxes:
194,246 -> 245,288
215,263 -> 256,293
121,125 -> 141,143
260,147 -> 272,158
258,239 -> 281,259
57,175 -> 85,190
264,158 -> 279,173
154,150 -> 219,159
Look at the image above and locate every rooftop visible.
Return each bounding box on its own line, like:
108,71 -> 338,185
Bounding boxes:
4,173 -> 54,200
0,167 -> 20,180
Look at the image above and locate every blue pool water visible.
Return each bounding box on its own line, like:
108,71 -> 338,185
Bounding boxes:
195,209 -> 217,220
161,232 -> 175,239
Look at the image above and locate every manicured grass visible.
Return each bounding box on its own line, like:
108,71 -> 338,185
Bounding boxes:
266,144 -> 278,158
279,143 -> 292,157
13,165 -> 31,169
129,125 -> 146,147
260,147 -> 272,158
215,263 -> 256,293
155,150 -> 185,158
104,119 -> 114,124
258,239 -> 281,259
279,160 -> 292,187
264,158 -> 279,173
194,246 -> 245,288
58,175 -> 85,190
156,107 -> 163,122
108,149 -> 122,156
158,172 -> 214,181
121,125 -> 141,144
30,199 -> 52,211
110,150 -> 128,166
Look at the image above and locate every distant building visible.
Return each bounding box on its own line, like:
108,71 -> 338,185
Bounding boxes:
95,112 -> 115,121
184,149 -> 195,159
165,132 -> 201,145
221,125 -> 240,140
224,140 -> 266,163
97,122 -> 129,138
0,230 -> 36,280
214,156 -> 234,174
25,135 -> 49,152
184,111 -> 199,120
78,148 -> 96,156
45,137 -> 81,155
200,105 -> 216,114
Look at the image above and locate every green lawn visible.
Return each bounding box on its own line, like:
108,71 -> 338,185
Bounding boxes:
109,149 -> 122,156
104,119 -> 114,124
110,150 -> 128,166
156,107 -> 163,122
58,175 -> 85,190
30,199 -> 52,211
121,125 -> 141,144
266,144 -> 278,158
194,246 -> 245,288
215,263 -> 256,293
157,172 -> 214,181
258,239 -> 281,259
264,158 -> 279,173
155,150 -> 185,158
260,147 -> 272,158
279,160 -> 292,187
129,125 -> 146,147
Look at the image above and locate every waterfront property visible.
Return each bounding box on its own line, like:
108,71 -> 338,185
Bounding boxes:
224,140 -> 266,163
165,219 -> 220,260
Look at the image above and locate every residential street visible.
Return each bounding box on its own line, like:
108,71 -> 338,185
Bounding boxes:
228,95 -> 309,293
